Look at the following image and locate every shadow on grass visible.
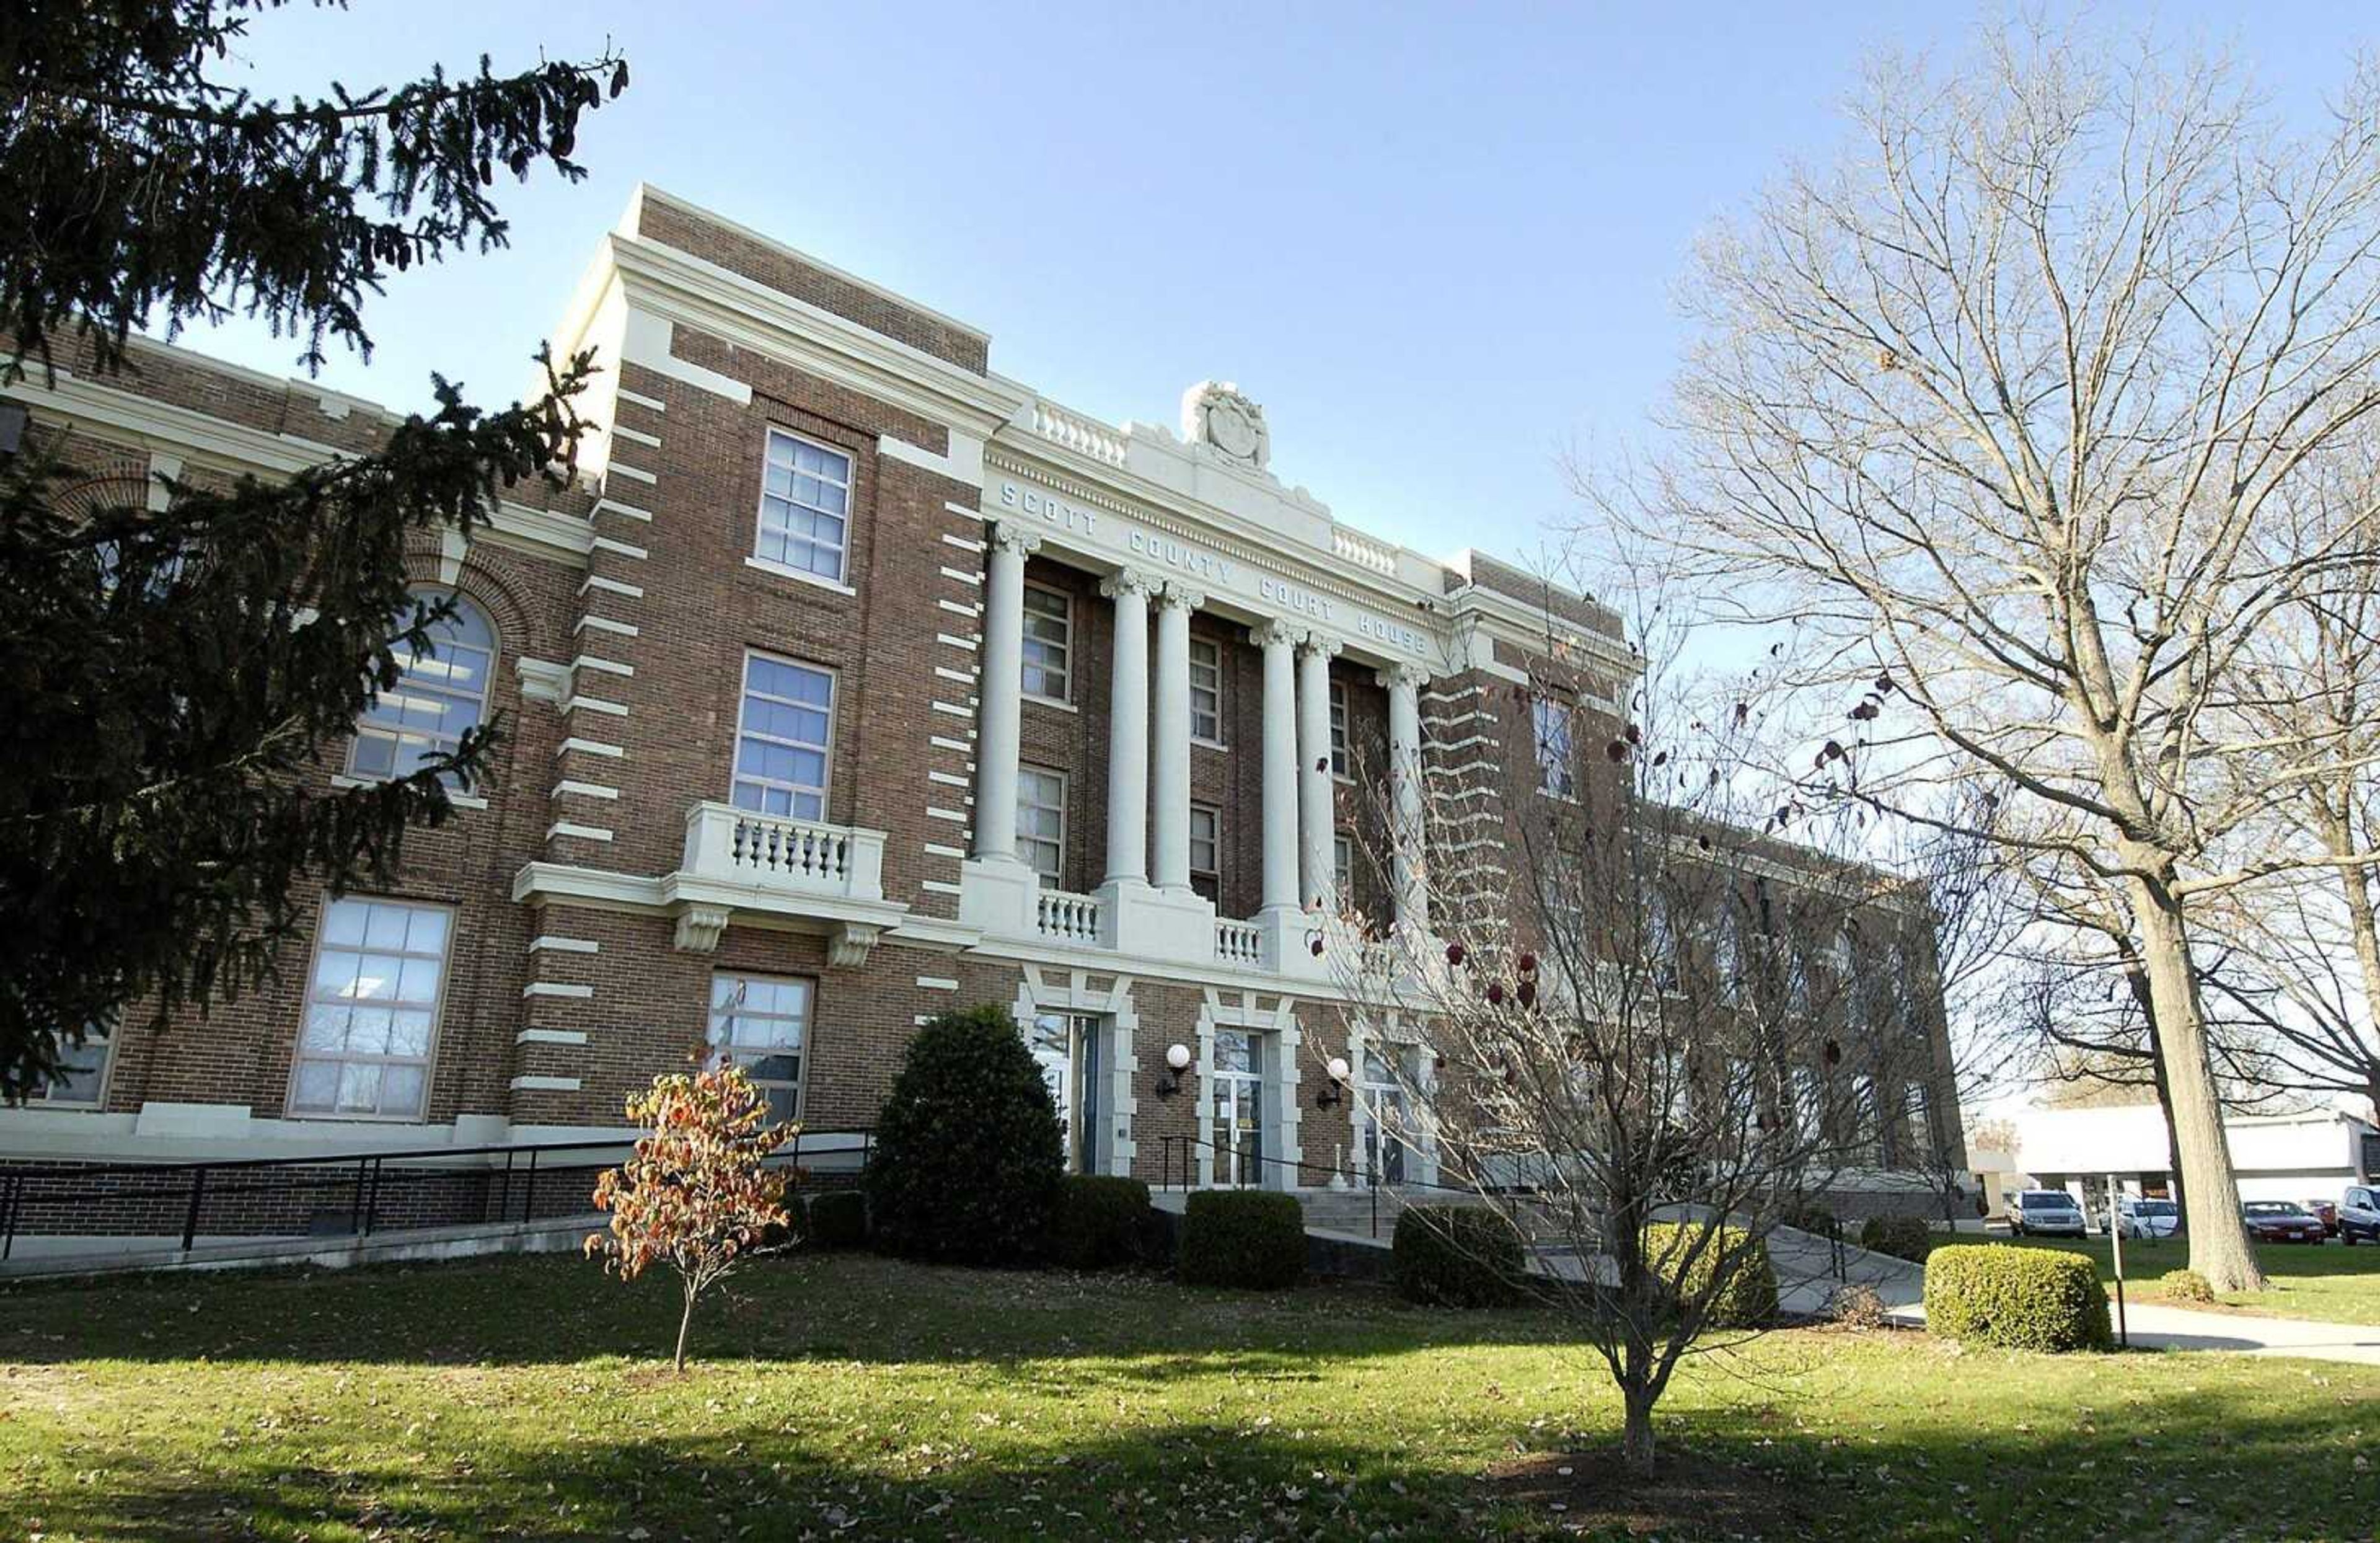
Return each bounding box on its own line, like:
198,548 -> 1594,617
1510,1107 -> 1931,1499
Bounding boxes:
5,1250 -> 1580,1371
14,1384 -> 2373,1542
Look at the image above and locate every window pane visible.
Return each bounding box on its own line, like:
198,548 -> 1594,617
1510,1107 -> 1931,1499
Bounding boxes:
1329,681 -> 1349,775
296,898 -> 450,1120
710,971 -> 811,1123
1189,639 -> 1222,741
754,430 -> 852,583
733,652 -> 834,820
350,590 -> 497,787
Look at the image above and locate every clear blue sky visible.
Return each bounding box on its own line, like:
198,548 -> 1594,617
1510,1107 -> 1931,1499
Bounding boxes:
168,2 -> 2370,568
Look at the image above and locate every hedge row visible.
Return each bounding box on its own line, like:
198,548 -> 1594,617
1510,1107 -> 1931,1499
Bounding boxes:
1924,1244 -> 2112,1352
1858,1215 -> 1934,1263
1178,1190 -> 1306,1289
1643,1222 -> 1778,1329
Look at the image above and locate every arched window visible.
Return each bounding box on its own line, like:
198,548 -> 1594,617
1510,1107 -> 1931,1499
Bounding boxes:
350,588 -> 498,782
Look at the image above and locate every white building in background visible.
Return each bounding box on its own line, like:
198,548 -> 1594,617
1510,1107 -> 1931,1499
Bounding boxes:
2003,1103 -> 2378,1209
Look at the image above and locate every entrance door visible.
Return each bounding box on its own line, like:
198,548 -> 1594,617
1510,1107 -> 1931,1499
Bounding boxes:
1359,1049 -> 1409,1186
1212,1029 -> 1263,1187
1029,1011 -> 1104,1174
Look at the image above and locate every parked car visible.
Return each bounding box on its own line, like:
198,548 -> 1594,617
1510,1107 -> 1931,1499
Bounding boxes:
2009,1189 -> 2087,1237
2117,1195 -> 2180,1240
2341,1185 -> 2380,1245
2305,1199 -> 2340,1236
2241,1200 -> 2328,1244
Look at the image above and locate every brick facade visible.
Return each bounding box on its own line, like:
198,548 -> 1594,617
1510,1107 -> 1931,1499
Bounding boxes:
0,187 -> 1963,1223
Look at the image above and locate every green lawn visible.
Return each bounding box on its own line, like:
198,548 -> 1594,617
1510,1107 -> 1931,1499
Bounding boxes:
4,1251 -> 2376,1541
1999,1234 -> 2380,1324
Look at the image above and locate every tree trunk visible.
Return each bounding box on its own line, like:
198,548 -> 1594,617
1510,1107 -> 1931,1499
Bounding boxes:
1621,1382 -> 1659,1475
2126,872 -> 2265,1291
674,1286 -> 696,1374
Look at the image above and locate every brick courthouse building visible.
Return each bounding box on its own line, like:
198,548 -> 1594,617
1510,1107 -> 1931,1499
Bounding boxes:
1,189 -> 1964,1218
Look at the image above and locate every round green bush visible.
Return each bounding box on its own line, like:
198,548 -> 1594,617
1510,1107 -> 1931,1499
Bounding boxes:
806,1188 -> 868,1250
1859,1214 -> 1935,1263
863,1005 -> 1065,1265
2158,1267 -> 2215,1304
1781,1201 -> 1841,1239
1392,1204 -> 1528,1307
1178,1190 -> 1306,1289
1641,1221 -> 1778,1329
1924,1244 -> 2112,1352
1048,1174 -> 1153,1270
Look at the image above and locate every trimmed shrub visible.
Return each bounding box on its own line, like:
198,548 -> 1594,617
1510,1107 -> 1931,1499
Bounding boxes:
1048,1175 -> 1153,1270
1780,1201 -> 1841,1239
1642,1222 -> 1778,1329
1178,1190 -> 1306,1289
1924,1244 -> 2112,1352
1859,1214 -> 1935,1263
807,1189 -> 868,1250
1392,1205 -> 1528,1307
864,1006 -> 1065,1265
2159,1267 -> 2215,1304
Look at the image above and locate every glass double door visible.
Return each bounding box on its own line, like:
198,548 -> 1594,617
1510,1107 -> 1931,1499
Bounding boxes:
1359,1050 -> 1409,1186
1212,1029 -> 1264,1187
1029,1011 -> 1104,1175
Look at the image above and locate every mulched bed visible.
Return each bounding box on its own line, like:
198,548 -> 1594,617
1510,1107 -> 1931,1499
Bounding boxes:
1486,1446 -> 1828,1538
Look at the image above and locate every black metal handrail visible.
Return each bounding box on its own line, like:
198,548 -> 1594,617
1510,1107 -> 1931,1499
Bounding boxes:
1154,1132 -> 1487,1238
0,1126 -> 874,1262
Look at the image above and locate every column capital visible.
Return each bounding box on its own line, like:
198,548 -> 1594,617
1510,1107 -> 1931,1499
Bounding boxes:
1251,617 -> 1303,650
1296,630 -> 1343,661
989,521 -> 1044,557
1155,583 -> 1207,612
1375,661 -> 1430,691
1099,567 -> 1158,601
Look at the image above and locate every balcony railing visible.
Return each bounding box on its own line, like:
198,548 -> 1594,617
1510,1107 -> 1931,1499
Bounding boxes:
1214,917 -> 1264,967
1030,399 -> 1129,467
1036,886 -> 1103,944
681,803 -> 886,903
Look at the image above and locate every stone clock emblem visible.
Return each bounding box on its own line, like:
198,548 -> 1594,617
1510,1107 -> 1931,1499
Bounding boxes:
1182,379 -> 1271,472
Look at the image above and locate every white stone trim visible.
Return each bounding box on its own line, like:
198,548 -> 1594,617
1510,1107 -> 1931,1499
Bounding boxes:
591,536 -> 648,561
606,462 -> 658,486
926,807 -> 969,824
936,632 -> 979,652
941,532 -> 987,554
572,655 -> 634,678
557,737 -> 626,759
580,574 -> 645,599
1196,989 -> 1303,1190
930,733 -> 974,753
547,821 -> 614,843
923,842 -> 966,859
933,666 -> 976,686
560,695 -> 628,718
938,598 -> 984,619
528,935 -> 601,955
552,780 -> 620,801
612,424 -> 662,449
1015,966 -> 1142,1178
930,701 -> 974,719
615,387 -> 667,413
940,565 -> 984,586
594,497 -> 654,523
522,982 -> 595,1000
516,1028 -> 589,1046
575,614 -> 640,639
927,769 -> 971,788
509,1074 -> 583,1092
921,878 -> 964,896
915,976 -> 959,991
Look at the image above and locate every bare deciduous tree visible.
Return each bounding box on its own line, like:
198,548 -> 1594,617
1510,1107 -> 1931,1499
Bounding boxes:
1335,580 -> 1911,1477
1630,24 -> 2380,1288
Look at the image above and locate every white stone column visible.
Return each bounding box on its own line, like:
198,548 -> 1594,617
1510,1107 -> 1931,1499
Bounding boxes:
1150,585 -> 1204,893
1295,632 -> 1341,911
1256,620 -> 1302,917
1378,663 -> 1430,935
1100,570 -> 1155,886
972,522 -> 1039,864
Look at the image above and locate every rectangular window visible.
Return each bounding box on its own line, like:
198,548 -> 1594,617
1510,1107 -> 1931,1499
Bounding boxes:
1018,766 -> 1067,884
1851,1073 -> 1879,1161
1905,1081 -> 1932,1164
1533,697 -> 1576,797
710,973 -> 810,1124
32,1028 -> 110,1107
1189,803 -> 1222,901
1328,680 -> 1349,776
293,897 -> 451,1121
1189,637 -> 1223,743
1021,583 -> 1072,702
1334,833 -> 1354,901
754,427 -> 853,582
732,652 -> 834,820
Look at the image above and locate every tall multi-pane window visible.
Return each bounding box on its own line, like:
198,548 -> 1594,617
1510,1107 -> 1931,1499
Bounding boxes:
1018,766 -> 1066,883
755,428 -> 853,582
1333,833 -> 1353,901
732,652 -> 834,819
293,897 -> 451,1120
1189,637 -> 1223,742
1189,803 -> 1221,901
708,973 -> 811,1124
30,1029 -> 110,1107
1021,583 -> 1072,702
1328,680 -> 1349,775
348,588 -> 496,783
1532,697 -> 1575,797
1904,1081 -> 1933,1164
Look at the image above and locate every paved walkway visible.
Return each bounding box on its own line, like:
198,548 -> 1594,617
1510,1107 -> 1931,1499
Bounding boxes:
1883,1297 -> 2380,1366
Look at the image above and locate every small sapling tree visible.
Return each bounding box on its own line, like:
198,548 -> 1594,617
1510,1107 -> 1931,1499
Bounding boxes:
586,1064 -> 795,1374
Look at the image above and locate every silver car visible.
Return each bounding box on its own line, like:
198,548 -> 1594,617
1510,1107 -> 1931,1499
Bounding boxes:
2009,1189 -> 2087,1237
2117,1195 -> 2179,1240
